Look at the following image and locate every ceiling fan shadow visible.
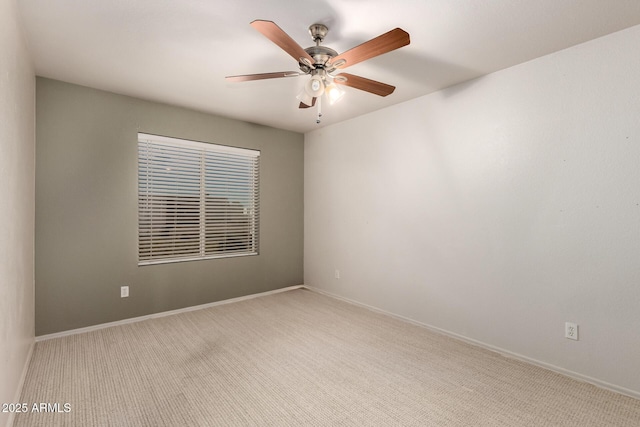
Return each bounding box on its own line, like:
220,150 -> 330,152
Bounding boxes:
363,49 -> 487,98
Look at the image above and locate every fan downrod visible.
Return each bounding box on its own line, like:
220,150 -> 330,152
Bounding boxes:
300,23 -> 338,72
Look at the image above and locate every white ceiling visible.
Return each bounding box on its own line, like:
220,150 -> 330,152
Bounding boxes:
17,0 -> 640,133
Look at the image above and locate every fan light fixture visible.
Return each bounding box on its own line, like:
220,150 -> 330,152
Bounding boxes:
296,88 -> 313,107
305,75 -> 325,97
325,83 -> 344,105
299,75 -> 344,123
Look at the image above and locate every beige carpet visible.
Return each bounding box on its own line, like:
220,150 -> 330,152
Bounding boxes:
15,289 -> 640,426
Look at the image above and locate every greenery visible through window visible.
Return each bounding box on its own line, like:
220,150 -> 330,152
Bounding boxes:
137,133 -> 259,265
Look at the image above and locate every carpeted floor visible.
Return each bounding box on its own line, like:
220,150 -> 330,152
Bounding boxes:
15,289 -> 640,426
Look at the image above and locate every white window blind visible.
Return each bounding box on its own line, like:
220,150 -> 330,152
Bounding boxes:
137,133 -> 259,265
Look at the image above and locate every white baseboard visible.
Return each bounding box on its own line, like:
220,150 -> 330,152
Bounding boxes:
303,285 -> 640,401
36,285 -> 305,342
7,339 -> 35,427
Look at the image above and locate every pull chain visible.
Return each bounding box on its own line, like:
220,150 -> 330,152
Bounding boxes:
316,96 -> 322,124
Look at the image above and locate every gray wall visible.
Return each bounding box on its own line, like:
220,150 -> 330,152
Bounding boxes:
36,78 -> 303,336
1,0 -> 35,425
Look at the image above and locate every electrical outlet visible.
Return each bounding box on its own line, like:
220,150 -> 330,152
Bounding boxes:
121,286 -> 129,298
334,269 -> 340,279
565,322 -> 578,340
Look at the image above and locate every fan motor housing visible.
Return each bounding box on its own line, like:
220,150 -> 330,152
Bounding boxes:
303,45 -> 338,68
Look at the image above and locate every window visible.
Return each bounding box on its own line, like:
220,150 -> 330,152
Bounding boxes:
137,133 -> 259,265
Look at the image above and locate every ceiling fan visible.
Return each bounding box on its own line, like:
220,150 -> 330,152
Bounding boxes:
226,20 -> 410,123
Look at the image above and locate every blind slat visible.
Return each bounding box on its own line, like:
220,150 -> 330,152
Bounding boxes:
138,134 -> 259,265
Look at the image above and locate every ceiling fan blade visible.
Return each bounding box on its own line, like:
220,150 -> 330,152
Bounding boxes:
331,28 -> 410,69
251,20 -> 315,65
334,73 -> 395,96
226,71 -> 303,82
299,98 -> 317,108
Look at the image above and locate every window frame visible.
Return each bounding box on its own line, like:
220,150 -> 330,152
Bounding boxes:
137,133 -> 260,266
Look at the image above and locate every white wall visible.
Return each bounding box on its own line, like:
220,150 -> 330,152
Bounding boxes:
0,0 -> 35,425
305,25 -> 640,396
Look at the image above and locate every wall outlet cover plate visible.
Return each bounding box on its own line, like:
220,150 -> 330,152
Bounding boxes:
565,322 -> 578,340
